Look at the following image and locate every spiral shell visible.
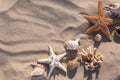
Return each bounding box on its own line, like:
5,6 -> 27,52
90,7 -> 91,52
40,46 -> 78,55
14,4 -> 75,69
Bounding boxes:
95,34 -> 102,42
64,39 -> 80,50
31,64 -> 45,76
67,61 -> 78,70
104,3 -> 120,18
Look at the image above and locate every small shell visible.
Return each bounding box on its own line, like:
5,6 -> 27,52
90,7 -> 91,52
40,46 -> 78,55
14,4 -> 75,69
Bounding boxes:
67,61 -> 78,70
31,64 -> 45,76
95,34 -> 102,42
115,27 -> 120,37
104,3 -> 120,18
64,39 -> 80,50
109,3 -> 120,9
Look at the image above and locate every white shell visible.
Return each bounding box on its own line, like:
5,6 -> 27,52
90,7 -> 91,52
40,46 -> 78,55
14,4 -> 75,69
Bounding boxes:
31,64 -> 45,76
105,3 -> 120,17
95,34 -> 102,42
65,39 -> 80,50
109,3 -> 120,10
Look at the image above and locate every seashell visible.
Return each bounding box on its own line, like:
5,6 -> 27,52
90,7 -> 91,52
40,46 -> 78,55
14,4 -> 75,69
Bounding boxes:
31,64 -> 45,76
67,61 -> 78,70
109,3 -> 120,10
104,3 -> 120,18
115,27 -> 120,37
64,39 -> 80,50
95,34 -> 102,42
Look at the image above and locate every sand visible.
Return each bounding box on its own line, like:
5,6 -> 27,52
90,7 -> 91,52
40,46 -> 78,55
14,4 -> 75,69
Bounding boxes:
0,0 -> 17,13
0,0 -> 120,80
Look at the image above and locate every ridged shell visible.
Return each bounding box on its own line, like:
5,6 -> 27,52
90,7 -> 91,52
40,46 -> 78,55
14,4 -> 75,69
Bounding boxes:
64,39 -> 80,50
67,61 -> 78,70
31,64 -> 45,76
109,3 -> 120,9
95,34 -> 102,42
104,3 -> 120,18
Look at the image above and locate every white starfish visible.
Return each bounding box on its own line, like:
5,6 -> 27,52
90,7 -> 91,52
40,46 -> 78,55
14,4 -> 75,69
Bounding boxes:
37,45 -> 67,78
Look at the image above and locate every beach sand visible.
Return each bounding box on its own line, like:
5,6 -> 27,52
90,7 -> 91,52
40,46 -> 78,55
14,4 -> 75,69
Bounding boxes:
0,0 -> 120,80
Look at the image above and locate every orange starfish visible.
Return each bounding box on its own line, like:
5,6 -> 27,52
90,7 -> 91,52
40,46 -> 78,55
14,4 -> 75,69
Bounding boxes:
82,0 -> 116,41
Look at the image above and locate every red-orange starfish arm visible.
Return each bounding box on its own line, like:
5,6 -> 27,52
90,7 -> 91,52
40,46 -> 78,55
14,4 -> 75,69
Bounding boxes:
112,19 -> 120,25
82,15 -> 98,24
101,25 -> 113,40
84,24 -> 100,34
105,18 -> 114,25
105,19 -> 120,25
100,17 -> 120,27
98,0 -> 105,17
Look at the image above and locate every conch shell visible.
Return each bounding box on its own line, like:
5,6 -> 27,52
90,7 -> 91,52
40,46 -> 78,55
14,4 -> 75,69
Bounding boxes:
64,39 -> 80,50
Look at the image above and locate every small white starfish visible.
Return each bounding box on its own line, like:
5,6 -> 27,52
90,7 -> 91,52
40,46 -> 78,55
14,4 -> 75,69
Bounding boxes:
37,45 -> 67,78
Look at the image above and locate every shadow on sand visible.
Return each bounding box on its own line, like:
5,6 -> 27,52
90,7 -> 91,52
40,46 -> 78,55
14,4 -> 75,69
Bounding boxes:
67,66 -> 78,79
83,66 -> 100,80
78,60 -> 100,80
114,75 -> 120,80
114,33 -> 120,43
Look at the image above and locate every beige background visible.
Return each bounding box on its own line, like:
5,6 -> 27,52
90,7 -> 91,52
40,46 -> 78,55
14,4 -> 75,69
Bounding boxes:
0,0 -> 120,80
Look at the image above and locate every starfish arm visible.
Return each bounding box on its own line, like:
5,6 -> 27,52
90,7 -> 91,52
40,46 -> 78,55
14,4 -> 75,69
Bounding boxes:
48,45 -> 55,56
84,25 -> 100,34
82,14 -> 97,24
101,25 -> 113,40
112,19 -> 120,25
58,63 -> 67,72
47,64 -> 55,78
57,52 -> 67,61
37,58 -> 50,64
103,18 -> 120,26
105,18 -> 114,25
98,0 -> 105,16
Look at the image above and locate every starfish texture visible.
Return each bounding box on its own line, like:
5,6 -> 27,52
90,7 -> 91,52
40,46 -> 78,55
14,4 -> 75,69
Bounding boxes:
82,0 -> 117,41
37,45 -> 67,78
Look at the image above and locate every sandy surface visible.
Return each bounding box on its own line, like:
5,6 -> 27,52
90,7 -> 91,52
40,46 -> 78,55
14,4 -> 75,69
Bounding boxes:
0,0 -> 17,13
0,0 -> 120,80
